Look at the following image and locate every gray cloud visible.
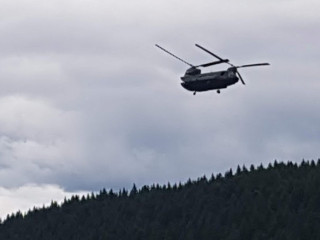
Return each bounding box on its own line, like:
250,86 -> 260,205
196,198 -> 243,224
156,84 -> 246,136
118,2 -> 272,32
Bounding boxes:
0,0 -> 319,207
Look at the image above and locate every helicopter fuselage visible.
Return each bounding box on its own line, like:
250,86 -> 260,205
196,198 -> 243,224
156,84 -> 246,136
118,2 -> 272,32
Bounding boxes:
180,68 -> 238,92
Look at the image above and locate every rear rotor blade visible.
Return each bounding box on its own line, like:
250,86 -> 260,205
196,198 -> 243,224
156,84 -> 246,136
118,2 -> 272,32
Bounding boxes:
236,71 -> 245,85
237,63 -> 270,68
155,44 -> 194,67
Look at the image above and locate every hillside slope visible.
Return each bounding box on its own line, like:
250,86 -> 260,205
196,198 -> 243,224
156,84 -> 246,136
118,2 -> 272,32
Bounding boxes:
1,160 -> 320,240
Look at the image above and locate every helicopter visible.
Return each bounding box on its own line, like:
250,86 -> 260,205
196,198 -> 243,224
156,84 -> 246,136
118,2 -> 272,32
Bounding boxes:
155,44 -> 270,95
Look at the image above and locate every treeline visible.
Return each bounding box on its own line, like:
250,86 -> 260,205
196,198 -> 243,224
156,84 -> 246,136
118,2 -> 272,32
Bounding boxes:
1,160 -> 320,239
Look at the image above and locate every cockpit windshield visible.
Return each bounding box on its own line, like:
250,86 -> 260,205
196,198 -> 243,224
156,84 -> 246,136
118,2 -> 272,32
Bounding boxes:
185,67 -> 201,76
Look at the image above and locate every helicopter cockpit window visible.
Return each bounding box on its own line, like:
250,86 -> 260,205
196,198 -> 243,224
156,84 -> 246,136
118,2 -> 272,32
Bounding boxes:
186,68 -> 201,75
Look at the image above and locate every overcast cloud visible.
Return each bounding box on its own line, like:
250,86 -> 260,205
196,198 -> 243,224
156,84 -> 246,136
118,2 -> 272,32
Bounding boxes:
0,0 -> 319,218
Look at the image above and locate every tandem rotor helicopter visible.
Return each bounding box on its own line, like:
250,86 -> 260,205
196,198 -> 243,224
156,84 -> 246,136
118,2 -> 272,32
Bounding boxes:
155,44 -> 270,95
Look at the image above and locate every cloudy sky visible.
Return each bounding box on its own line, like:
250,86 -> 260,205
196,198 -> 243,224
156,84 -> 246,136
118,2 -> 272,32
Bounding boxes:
0,0 -> 319,218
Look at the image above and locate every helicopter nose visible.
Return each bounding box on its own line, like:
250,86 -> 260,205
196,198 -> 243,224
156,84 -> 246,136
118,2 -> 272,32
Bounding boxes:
181,82 -> 192,91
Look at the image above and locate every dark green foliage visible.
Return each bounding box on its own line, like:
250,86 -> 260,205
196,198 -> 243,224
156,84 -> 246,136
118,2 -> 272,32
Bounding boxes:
1,160 -> 320,239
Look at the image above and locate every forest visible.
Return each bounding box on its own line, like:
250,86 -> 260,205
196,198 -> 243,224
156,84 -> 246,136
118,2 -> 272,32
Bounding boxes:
1,160 -> 320,240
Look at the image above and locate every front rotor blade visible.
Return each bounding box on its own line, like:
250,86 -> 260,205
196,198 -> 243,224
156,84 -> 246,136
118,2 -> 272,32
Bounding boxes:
237,63 -> 270,68
237,71 -> 245,85
196,59 -> 229,68
155,44 -> 194,67
195,44 -> 225,61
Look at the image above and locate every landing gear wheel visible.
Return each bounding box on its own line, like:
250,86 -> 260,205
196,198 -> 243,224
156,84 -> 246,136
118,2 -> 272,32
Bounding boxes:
193,91 -> 196,95
217,90 -> 221,94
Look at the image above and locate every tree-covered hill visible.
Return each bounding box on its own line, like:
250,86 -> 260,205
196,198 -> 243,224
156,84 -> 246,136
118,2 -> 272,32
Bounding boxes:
1,160 -> 320,240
